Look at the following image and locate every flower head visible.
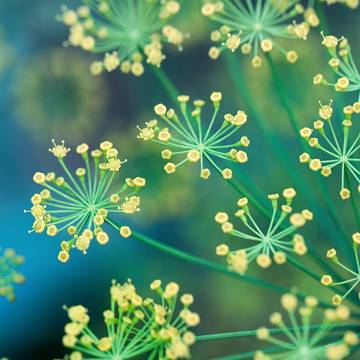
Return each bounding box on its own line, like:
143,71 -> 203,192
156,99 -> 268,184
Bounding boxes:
255,293 -> 354,359
215,189 -> 312,273
138,92 -> 250,179
27,140 -> 145,262
62,279 -> 199,359
322,232 -> 360,305
59,0 -> 184,76
299,101 -> 360,200
320,0 -> 359,9
0,248 -> 25,302
314,34 -> 360,98
202,0 -> 319,66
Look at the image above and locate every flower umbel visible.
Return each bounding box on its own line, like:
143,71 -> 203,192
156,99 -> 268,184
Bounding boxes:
0,248 -> 25,302
27,140 -> 145,262
137,92 -> 250,179
215,188 -> 312,273
314,34 -> 360,99
320,0 -> 359,8
59,0 -> 184,76
322,232 -> 360,306
202,0 -> 319,66
300,101 -> 360,200
62,279 -> 199,359
255,293 -> 354,360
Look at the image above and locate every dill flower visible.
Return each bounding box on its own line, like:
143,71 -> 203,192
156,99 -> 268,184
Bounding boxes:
62,279 -> 199,359
320,0 -> 359,10
59,0 -> 184,76
255,293 -> 354,359
137,92 -> 250,179
215,188 -> 312,273
13,50 -> 107,144
0,248 -> 26,302
299,101 -> 360,200
322,232 -> 360,306
27,140 -> 145,262
201,0 -> 319,67
314,34 -> 360,98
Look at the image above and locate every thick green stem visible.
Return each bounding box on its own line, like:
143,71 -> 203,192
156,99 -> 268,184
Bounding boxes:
150,66 -> 179,103
196,324 -> 360,342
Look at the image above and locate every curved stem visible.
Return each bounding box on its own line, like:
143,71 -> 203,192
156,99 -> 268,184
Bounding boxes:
150,66 -> 179,103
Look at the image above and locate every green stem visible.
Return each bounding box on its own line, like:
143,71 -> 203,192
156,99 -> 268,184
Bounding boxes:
150,66 -> 179,103
196,324 -> 360,342
212,347 -> 281,360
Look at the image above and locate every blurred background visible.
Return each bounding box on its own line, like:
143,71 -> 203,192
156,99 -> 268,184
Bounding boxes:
0,0 -> 359,359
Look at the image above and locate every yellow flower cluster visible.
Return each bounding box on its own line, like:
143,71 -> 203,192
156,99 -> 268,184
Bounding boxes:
255,293 -> 356,359
321,0 -> 359,10
322,232 -> 360,306
138,92 -> 250,179
63,279 -> 199,359
300,101 -> 360,200
314,33 -> 360,98
0,248 -> 25,302
59,0 -> 184,76
201,0 -> 319,67
28,140 -> 145,262
216,188 -> 311,274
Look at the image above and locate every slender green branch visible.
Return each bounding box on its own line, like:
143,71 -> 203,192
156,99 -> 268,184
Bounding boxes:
150,66 -> 179,103
196,324 -> 360,342
212,347 -> 280,360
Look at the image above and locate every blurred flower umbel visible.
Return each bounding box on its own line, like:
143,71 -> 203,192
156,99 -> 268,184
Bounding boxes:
13,50 -> 107,144
255,293 -> 355,360
314,34 -> 360,100
0,248 -> 25,302
201,0 -> 319,67
322,232 -> 360,306
300,101 -> 360,200
320,0 -> 359,9
27,140 -> 145,262
59,0 -> 185,76
62,279 -> 199,359
137,92 -> 250,179
215,188 -> 312,274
